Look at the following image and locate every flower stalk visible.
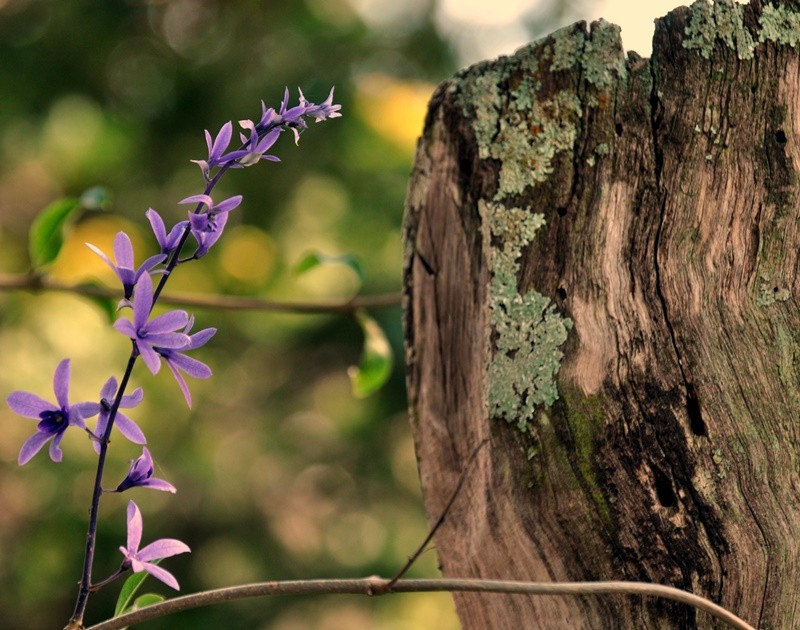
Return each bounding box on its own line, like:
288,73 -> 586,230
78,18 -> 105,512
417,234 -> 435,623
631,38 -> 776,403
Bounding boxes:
3,88 -> 341,629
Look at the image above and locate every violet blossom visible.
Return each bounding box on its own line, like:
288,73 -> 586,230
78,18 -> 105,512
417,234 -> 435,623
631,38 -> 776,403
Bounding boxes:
179,193 -> 242,257
92,376 -> 146,453
190,121 -> 249,180
113,272 -> 190,374
119,501 -> 189,590
146,209 -> 189,257
234,122 -> 281,167
86,232 -> 165,300
115,448 -> 176,493
155,315 -> 216,407
7,359 -> 100,464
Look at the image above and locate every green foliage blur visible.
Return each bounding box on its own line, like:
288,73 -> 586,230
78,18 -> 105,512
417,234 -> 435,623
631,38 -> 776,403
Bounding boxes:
0,0 -> 577,628
0,1 -> 457,627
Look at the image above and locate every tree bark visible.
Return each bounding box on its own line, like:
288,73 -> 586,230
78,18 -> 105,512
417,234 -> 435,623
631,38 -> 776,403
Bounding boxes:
403,1 -> 800,627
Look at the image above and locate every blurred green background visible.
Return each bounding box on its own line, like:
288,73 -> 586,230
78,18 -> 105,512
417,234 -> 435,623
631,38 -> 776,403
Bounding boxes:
0,1 -> 580,628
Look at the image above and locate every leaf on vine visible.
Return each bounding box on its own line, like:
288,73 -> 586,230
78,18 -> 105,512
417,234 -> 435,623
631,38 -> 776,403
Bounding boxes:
28,197 -> 80,269
348,309 -> 393,398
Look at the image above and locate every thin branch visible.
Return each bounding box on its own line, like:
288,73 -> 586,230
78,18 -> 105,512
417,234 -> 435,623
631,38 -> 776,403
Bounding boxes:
387,438 -> 490,588
86,577 -> 755,630
0,273 -> 401,314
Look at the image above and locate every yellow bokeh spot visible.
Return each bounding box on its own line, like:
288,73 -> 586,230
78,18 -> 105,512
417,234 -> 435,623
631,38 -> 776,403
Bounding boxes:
217,225 -> 276,285
355,73 -> 435,153
50,216 -> 149,284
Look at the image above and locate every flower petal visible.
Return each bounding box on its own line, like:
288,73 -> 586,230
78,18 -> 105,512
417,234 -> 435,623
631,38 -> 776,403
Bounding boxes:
126,501 -> 143,552
147,310 -> 189,334
114,412 -> 147,444
137,342 -> 162,375
146,331 -> 190,349
7,392 -> 57,418
169,353 -> 212,379
137,538 -> 191,563
142,561 -> 181,590
113,232 -> 135,269
121,386 -> 144,407
52,359 -> 71,409
165,360 -> 192,407
113,318 -> 137,339
141,478 -> 177,493
18,431 -> 52,465
132,273 -> 154,329
48,434 -> 64,463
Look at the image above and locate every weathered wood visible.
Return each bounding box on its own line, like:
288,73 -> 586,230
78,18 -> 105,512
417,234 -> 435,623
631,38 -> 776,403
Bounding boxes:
403,1 -> 800,627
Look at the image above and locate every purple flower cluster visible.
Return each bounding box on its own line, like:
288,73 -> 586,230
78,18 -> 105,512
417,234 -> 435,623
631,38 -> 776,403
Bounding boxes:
6,88 -> 340,605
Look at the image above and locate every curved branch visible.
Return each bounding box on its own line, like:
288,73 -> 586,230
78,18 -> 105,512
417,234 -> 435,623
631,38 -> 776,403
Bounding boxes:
87,577 -> 754,630
0,273 -> 401,315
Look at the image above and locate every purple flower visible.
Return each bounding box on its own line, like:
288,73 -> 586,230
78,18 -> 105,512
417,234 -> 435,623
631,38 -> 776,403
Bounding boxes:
7,359 -> 100,464
115,448 -> 176,493
113,273 -> 190,374
299,87 -> 342,123
155,316 -> 216,407
119,501 -> 190,590
86,232 -> 165,300
235,121 -> 281,167
92,376 -> 146,453
190,121 -> 249,180
146,209 -> 189,256
179,194 -> 242,257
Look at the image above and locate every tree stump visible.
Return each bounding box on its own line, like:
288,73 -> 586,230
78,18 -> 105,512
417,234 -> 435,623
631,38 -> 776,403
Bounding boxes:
403,1 -> 800,627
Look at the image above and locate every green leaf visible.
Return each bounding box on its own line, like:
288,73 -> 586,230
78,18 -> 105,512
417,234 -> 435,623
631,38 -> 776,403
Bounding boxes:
348,310 -> 393,398
113,561 -> 162,617
293,250 -> 364,283
131,593 -> 165,610
28,197 -> 80,269
114,571 -> 150,617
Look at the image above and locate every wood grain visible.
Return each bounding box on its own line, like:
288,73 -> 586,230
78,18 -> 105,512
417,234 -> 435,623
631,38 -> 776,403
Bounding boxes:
403,2 -> 800,627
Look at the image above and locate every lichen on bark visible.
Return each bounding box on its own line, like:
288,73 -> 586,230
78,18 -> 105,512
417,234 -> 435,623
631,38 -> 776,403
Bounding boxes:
480,201 -> 572,431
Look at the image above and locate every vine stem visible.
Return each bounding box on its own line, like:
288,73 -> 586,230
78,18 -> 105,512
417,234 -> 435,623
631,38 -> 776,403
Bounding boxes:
66,137 -> 235,629
67,353 -> 138,627
0,273 -> 400,314
85,577 -> 755,630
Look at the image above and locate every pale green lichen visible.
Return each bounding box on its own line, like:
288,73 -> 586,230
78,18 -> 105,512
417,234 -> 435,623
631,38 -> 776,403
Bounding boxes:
756,275 -> 791,307
683,0 -> 755,60
459,63 -> 581,200
467,73 -> 502,161
550,26 -> 584,72
587,142 -> 609,166
456,21 -> 627,201
493,91 -> 582,197
711,447 -> 729,480
759,3 -> 800,47
481,201 -> 573,430
583,19 -> 628,90
683,0 -> 800,59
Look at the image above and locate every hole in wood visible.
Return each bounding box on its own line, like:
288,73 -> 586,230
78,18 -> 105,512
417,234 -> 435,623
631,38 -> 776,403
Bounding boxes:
686,384 -> 706,436
557,287 -> 567,300
776,129 -> 788,145
556,206 -> 567,217
652,467 -> 677,508
615,122 -> 623,136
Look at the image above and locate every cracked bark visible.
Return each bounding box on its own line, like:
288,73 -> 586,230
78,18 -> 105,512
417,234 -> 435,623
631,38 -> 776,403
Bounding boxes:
403,1 -> 800,628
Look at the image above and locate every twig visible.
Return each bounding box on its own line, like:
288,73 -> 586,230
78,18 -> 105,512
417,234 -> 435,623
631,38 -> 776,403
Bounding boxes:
0,273 -> 401,314
85,577 -> 756,630
387,438 -> 490,588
